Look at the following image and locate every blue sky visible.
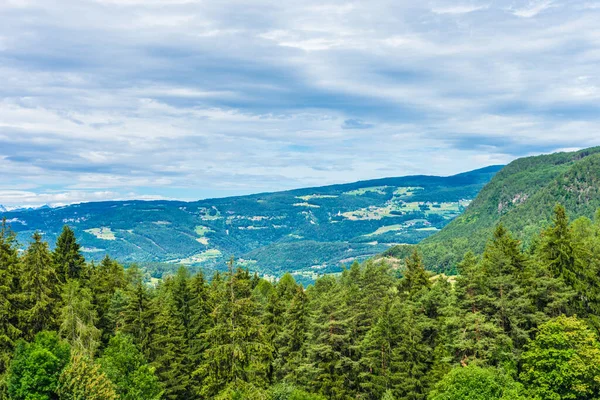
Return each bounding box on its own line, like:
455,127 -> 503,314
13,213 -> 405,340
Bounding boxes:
1,0 -> 599,208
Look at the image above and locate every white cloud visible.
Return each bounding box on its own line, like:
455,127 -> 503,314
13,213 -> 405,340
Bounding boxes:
512,0 -> 556,18
431,4 -> 488,14
0,0 -> 599,207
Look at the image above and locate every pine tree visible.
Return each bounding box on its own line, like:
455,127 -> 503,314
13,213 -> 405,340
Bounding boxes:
0,220 -> 21,374
59,280 -> 101,357
20,232 -> 58,338
53,226 -> 85,283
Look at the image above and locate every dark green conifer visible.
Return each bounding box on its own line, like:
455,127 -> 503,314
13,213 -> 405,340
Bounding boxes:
53,226 -> 85,283
20,232 -> 58,338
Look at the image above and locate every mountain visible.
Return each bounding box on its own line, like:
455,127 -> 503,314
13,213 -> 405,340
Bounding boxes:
0,205 -> 6,213
414,146 -> 600,272
0,166 -> 501,282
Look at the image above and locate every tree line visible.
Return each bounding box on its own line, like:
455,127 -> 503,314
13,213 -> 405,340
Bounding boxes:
2,204 -> 600,399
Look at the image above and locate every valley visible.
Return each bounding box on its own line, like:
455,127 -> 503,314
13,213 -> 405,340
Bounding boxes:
1,166 -> 500,283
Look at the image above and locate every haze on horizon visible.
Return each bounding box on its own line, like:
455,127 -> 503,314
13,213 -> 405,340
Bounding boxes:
1,0 -> 599,208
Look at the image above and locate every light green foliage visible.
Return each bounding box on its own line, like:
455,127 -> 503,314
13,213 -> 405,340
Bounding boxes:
521,315 -> 600,400
428,365 -> 524,400
268,383 -> 327,399
58,354 -> 118,400
59,280 -> 100,357
7,331 -> 71,400
98,332 -> 163,400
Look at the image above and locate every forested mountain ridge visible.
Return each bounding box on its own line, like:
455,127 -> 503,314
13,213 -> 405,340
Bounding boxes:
407,146 -> 600,272
0,166 -> 500,282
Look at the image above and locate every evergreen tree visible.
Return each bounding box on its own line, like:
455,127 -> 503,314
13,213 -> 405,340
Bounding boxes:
275,285 -> 309,383
189,270 -> 211,377
53,226 -> 85,283
401,249 -> 431,297
196,259 -> 272,398
121,276 -> 156,357
58,280 -> 101,357
0,220 -> 21,374
539,205 -> 576,283
90,255 -> 127,342
304,276 -> 353,399
149,282 -> 190,400
361,298 -> 431,400
20,232 -> 58,338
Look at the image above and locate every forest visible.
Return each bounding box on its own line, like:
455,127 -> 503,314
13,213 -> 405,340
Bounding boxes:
2,203 -> 600,399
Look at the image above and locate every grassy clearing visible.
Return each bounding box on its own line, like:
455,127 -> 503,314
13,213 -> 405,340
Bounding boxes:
393,186 -> 423,196
367,225 -> 404,236
344,186 -> 389,196
195,225 -> 213,236
176,249 -> 222,265
84,227 -> 116,240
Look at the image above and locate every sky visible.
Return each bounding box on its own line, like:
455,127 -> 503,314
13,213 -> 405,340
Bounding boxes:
1,0 -> 600,208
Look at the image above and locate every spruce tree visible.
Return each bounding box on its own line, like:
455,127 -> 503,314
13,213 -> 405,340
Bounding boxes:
304,276 -> 353,399
121,277 -> 156,358
149,280 -> 190,400
20,232 -> 58,338
196,259 -> 272,398
275,285 -> 309,383
90,255 -> 127,342
53,226 -> 85,283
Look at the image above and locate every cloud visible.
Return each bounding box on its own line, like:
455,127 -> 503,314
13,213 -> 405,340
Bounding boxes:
511,0 -> 556,18
0,0 -> 599,207
342,119 -> 374,130
431,4 -> 488,15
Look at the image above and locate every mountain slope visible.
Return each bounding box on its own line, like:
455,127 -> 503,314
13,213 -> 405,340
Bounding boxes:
417,146 -> 600,271
1,166 -> 501,281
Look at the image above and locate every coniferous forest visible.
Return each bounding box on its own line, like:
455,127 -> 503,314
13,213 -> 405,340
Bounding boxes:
2,204 -> 600,399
